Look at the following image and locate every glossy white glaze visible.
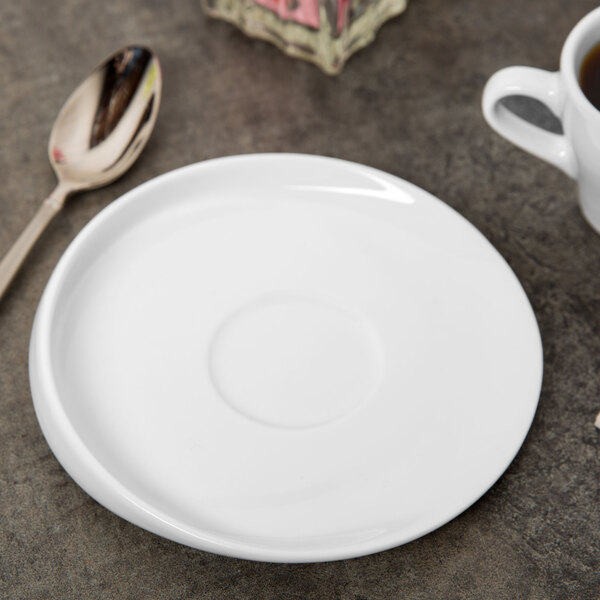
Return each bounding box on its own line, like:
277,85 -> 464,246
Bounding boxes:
29,154 -> 543,562
483,7 -> 600,232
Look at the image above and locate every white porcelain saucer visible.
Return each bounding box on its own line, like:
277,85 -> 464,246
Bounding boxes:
29,154 -> 543,562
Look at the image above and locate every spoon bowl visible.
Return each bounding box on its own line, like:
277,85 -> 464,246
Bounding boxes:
0,45 -> 161,299
50,46 -> 161,191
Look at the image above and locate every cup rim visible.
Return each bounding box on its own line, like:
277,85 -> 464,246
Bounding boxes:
561,6 -> 600,119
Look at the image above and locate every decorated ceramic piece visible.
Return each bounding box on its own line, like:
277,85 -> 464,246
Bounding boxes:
200,0 -> 409,74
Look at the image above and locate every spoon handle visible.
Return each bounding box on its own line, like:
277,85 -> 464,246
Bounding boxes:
0,185 -> 68,300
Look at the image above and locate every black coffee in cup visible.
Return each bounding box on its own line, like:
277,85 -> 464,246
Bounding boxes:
580,43 -> 600,110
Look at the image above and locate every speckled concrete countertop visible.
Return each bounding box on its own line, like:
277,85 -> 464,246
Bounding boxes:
1,1 -> 599,597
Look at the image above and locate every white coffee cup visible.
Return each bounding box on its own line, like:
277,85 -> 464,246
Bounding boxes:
482,7 -> 600,232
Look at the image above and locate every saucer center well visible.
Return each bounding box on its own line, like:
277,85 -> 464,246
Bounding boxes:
208,294 -> 383,428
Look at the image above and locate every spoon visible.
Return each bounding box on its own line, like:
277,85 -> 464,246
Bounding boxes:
0,46 -> 161,300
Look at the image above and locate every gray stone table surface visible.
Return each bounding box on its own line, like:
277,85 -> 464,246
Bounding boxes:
1,0 -> 599,598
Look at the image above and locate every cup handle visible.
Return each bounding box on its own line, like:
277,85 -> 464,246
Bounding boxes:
482,66 -> 578,179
